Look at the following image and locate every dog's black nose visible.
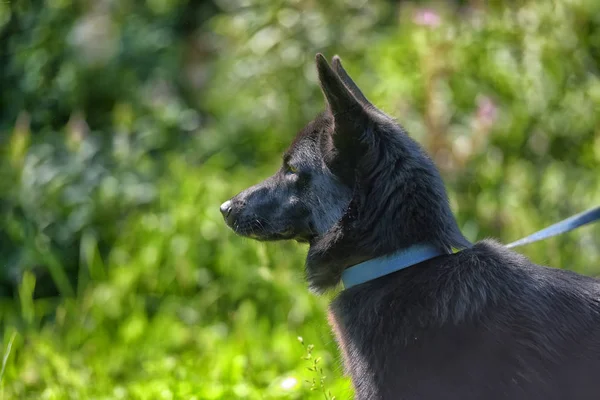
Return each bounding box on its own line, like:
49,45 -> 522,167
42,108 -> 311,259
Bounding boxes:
220,200 -> 232,218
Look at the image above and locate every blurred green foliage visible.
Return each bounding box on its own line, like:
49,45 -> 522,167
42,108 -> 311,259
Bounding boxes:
1,0 -> 599,398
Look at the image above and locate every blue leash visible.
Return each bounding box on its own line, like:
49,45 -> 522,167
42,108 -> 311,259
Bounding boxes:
342,205 -> 600,289
506,205 -> 600,248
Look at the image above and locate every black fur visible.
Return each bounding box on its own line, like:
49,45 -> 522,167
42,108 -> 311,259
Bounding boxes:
221,54 -> 600,399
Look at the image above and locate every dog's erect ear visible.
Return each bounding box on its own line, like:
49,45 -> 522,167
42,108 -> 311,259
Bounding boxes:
316,54 -> 363,116
331,55 -> 371,106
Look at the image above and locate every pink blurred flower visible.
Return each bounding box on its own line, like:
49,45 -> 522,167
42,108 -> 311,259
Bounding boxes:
414,9 -> 441,27
476,96 -> 498,127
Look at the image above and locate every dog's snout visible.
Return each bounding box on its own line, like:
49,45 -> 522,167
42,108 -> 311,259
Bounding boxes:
220,200 -> 232,219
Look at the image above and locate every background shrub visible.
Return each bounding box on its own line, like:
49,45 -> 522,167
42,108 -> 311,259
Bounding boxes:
0,0 -> 598,398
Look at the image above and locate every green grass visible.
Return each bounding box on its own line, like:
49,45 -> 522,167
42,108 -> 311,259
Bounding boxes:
0,158 -> 353,399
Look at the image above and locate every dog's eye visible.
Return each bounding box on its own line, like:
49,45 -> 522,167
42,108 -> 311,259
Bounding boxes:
285,164 -> 298,174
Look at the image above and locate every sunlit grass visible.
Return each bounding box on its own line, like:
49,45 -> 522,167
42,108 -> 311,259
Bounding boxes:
1,0 -> 599,399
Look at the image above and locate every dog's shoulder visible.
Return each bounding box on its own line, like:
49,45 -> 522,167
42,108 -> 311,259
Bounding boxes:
458,239 -> 600,296
335,239 -> 600,327
436,239 -> 600,348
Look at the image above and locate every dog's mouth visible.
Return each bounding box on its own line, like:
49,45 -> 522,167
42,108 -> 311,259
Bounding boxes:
231,219 -> 291,241
229,218 -> 316,244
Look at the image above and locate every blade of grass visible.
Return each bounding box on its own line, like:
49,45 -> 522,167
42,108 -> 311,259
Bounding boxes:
34,240 -> 75,298
81,230 -> 106,282
0,332 -> 17,384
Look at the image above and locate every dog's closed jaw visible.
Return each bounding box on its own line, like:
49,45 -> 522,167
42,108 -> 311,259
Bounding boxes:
220,174 -> 309,241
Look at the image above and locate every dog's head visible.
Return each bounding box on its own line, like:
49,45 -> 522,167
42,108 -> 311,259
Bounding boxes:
220,56 -> 360,244
221,54 -> 470,292
219,109 -> 352,243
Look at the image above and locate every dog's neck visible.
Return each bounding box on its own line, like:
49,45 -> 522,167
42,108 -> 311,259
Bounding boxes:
305,121 -> 471,294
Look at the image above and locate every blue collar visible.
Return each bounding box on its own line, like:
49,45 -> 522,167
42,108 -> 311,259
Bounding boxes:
339,205 -> 600,289
341,244 -> 445,289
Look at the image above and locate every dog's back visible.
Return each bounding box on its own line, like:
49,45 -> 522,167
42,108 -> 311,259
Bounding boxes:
331,240 -> 600,399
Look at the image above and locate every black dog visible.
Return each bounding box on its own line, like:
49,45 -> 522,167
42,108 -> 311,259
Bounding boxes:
220,54 -> 600,399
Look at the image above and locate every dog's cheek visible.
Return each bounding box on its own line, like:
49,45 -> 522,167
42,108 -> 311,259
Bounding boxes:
307,178 -> 352,236
283,199 -> 312,233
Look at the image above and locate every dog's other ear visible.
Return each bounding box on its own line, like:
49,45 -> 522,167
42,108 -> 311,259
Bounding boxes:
316,54 -> 364,117
316,54 -> 371,168
331,55 -> 371,106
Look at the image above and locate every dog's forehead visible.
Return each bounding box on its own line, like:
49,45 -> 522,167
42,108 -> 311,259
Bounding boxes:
284,112 -> 332,162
